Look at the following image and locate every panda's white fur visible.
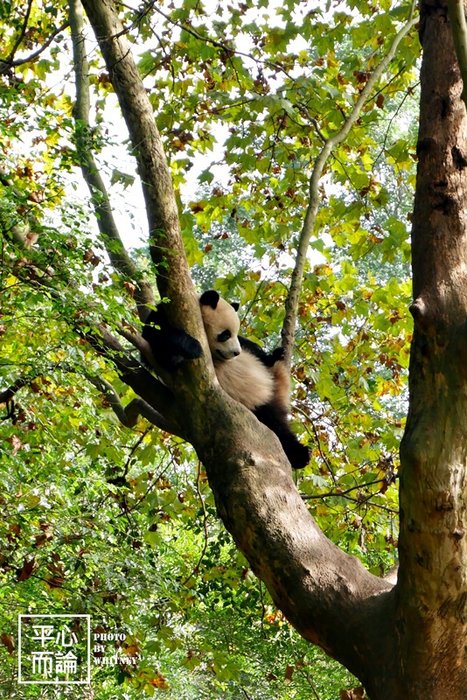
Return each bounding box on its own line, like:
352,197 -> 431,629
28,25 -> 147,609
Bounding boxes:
215,351 -> 275,409
200,294 -> 287,412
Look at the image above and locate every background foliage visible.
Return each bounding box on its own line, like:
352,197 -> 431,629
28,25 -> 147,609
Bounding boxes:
0,0 -> 418,697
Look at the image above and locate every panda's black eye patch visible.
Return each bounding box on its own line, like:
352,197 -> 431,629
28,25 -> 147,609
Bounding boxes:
217,330 -> 232,343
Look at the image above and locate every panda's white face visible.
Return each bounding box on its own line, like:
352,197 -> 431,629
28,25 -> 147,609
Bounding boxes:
210,325 -> 242,361
200,295 -> 242,362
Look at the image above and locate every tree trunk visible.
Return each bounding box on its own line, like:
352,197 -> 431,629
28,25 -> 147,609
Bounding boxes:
397,1 -> 467,696
80,1 -> 467,696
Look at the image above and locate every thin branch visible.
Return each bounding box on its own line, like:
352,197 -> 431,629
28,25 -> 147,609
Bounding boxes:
0,6 -> 69,75
116,324 -> 156,367
0,377 -> 34,404
180,461 -> 210,587
69,0 -> 154,317
10,22 -> 70,67
281,2 -> 418,368
5,0 -> 34,64
373,81 -> 419,168
297,666 -> 323,700
122,430 -> 149,476
149,3 -> 294,80
301,477 -> 396,501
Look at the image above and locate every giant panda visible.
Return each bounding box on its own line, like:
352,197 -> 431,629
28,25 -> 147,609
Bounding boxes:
142,290 -> 309,470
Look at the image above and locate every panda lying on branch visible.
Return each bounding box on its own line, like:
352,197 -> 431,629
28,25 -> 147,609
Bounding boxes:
142,290 -> 309,470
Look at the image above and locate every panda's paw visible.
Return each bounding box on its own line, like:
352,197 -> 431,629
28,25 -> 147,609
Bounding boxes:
181,338 -> 203,360
270,346 -> 286,364
172,329 -> 203,361
289,443 -> 310,470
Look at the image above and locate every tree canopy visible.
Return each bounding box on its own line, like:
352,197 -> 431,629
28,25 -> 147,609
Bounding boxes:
2,0 -> 466,698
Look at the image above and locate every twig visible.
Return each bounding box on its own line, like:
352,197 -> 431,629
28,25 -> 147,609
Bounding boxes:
5,0 -> 33,64
147,2 -> 295,80
301,476 -> 396,501
85,372 -> 175,432
180,461 -> 209,587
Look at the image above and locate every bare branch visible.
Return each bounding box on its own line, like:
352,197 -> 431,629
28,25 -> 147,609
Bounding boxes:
281,2 -> 418,368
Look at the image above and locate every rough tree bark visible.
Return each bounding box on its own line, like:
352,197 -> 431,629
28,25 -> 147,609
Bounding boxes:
397,0 -> 467,695
77,0 -> 467,697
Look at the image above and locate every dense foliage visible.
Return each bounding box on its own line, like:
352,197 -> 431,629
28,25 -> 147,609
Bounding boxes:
0,0 -> 419,696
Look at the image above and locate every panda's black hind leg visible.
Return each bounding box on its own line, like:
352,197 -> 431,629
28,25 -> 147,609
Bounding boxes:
279,434 -> 310,470
254,405 -> 309,470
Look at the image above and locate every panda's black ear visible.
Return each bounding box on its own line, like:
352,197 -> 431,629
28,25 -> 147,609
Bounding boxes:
200,290 -> 220,309
230,301 -> 240,312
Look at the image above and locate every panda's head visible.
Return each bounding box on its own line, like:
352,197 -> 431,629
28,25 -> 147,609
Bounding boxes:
199,290 -> 242,362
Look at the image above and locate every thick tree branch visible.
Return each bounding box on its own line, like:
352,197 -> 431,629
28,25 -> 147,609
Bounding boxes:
397,2 -> 467,692
281,2 -> 418,368
2,214 -> 183,437
80,0 -> 216,424
80,0 -> 200,330
447,0 -> 467,109
84,373 -> 174,432
3,234 -> 180,436
83,323 -> 186,437
80,1 -> 399,686
69,0 -> 154,317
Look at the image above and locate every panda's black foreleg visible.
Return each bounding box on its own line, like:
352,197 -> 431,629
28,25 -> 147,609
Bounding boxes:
162,327 -> 203,369
142,308 -> 202,370
239,337 -> 284,368
254,404 -> 309,470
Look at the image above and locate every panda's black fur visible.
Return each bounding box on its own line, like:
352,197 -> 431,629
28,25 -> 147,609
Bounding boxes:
142,303 -> 202,371
142,290 -> 309,470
